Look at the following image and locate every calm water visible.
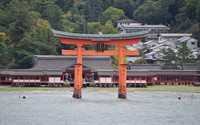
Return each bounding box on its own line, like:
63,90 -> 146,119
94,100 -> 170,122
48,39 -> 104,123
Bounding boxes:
0,89 -> 200,125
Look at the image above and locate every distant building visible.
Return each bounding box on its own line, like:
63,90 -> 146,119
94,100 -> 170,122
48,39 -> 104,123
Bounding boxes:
0,55 -> 199,86
158,33 -> 192,41
143,40 -> 158,49
176,36 -> 198,50
117,19 -> 170,40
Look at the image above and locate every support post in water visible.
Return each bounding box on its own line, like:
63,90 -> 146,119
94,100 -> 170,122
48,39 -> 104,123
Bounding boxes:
118,64 -> 127,99
73,63 -> 82,98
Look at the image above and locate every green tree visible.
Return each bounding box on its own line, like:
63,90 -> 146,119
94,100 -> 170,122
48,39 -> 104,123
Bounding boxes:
196,0 -> 200,26
112,55 -> 127,69
159,48 -> 177,69
177,42 -> 195,64
102,21 -> 118,34
134,58 -> 147,64
0,32 -> 8,68
101,6 -> 126,26
10,19 -> 58,68
159,43 -> 195,69
62,10 -> 81,33
112,0 -> 134,18
182,0 -> 198,20
55,0 -> 73,12
84,0 -> 103,22
41,2 -> 63,30
30,0 -> 63,30
86,22 -> 102,34
133,0 -> 171,24
8,0 -> 31,42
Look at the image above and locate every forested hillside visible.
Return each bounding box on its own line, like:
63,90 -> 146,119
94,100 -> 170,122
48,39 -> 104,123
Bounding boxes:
0,0 -> 200,69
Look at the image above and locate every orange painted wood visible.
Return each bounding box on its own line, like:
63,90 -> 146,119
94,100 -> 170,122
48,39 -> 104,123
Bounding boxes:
62,50 -> 77,55
105,38 -> 142,45
77,45 -> 83,64
56,37 -> 143,45
73,64 -> 82,98
82,50 -> 118,56
62,50 -> 139,56
118,64 -> 127,99
123,50 -> 139,56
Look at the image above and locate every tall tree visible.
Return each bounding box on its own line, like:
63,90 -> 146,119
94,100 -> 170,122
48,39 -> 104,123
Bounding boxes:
0,32 -> 8,68
55,0 -> 73,12
8,0 -> 31,42
177,42 -> 195,64
86,22 -> 102,34
182,0 -> 198,20
196,0 -> 200,26
134,58 -> 147,64
133,0 -> 171,24
113,0 -> 134,18
101,6 -> 126,26
159,48 -> 177,69
11,19 -> 58,68
31,0 -> 63,30
101,21 -> 118,34
84,0 -> 103,22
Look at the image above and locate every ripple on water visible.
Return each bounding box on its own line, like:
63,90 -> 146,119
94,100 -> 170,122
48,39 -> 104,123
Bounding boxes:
0,91 -> 200,125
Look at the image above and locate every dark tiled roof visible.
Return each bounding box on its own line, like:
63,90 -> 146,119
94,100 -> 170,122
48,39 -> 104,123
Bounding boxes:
182,63 -> 200,70
97,70 -> 116,75
32,55 -> 115,71
130,64 -> 161,70
127,70 -> 150,76
151,70 -> 198,75
117,19 -> 138,23
0,69 -> 63,76
1,55 -> 199,76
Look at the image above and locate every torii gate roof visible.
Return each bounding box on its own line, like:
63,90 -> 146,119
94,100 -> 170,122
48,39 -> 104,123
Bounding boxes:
51,29 -> 150,42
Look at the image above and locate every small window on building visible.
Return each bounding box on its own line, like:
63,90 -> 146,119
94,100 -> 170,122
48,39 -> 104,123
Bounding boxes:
191,42 -> 195,45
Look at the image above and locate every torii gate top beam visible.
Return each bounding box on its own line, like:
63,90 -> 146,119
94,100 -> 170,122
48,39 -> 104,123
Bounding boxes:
51,29 -> 150,45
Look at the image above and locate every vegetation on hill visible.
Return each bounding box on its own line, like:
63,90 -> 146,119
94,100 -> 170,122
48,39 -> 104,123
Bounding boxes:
0,0 -> 199,68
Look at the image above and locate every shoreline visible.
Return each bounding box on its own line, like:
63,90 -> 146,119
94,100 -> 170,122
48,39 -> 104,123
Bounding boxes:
0,85 -> 200,93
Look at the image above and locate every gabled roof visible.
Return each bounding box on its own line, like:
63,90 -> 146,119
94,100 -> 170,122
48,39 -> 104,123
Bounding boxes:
177,36 -> 197,43
0,69 -> 63,76
127,70 -> 150,76
160,33 -> 192,37
121,24 -> 169,29
32,55 -> 115,71
150,44 -> 176,51
182,63 -> 200,70
150,44 -> 165,50
151,70 -> 198,75
144,40 -> 157,45
130,64 -> 161,70
117,19 -> 138,23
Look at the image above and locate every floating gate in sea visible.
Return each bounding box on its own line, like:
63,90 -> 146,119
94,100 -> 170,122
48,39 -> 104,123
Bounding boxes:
52,29 -> 149,99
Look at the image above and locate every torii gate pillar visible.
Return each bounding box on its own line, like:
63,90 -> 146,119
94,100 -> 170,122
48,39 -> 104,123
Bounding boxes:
118,64 -> 127,99
73,44 -> 83,98
118,45 -> 127,99
73,63 -> 82,98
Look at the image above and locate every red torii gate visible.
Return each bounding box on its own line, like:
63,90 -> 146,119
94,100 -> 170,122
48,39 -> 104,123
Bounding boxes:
52,29 -> 149,99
